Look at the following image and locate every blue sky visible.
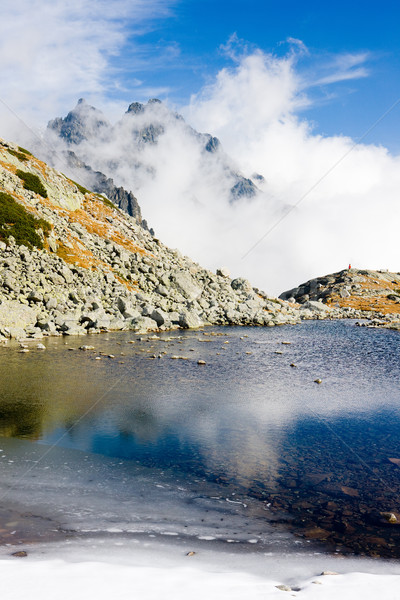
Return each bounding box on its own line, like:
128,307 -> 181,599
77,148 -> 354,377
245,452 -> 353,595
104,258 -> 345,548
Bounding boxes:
1,0 -> 400,290
110,0 -> 400,151
1,0 -> 400,151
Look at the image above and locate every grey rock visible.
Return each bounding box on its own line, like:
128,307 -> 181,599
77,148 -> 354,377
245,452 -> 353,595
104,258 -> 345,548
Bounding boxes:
151,309 -> 167,327
0,301 -> 38,338
45,297 -> 58,310
171,271 -> 202,301
303,300 -> 330,313
231,278 -> 252,292
179,310 -> 203,329
130,316 -> 159,333
61,266 -> 74,284
216,267 -> 230,278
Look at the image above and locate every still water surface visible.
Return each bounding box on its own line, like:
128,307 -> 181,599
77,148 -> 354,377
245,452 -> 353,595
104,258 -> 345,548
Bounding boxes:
0,321 -> 399,556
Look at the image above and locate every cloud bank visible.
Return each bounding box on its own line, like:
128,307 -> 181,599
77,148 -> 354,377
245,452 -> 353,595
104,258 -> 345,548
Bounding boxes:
1,9 -> 398,294
181,48 -> 400,293
47,46 -> 400,295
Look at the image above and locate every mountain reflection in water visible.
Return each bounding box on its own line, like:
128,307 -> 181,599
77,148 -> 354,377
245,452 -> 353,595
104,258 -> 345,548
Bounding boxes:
0,320 -> 399,557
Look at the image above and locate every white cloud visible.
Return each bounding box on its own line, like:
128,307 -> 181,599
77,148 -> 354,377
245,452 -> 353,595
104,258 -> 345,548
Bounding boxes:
180,49 -> 400,294
0,0 -> 175,138
312,52 -> 370,86
2,19 -> 398,297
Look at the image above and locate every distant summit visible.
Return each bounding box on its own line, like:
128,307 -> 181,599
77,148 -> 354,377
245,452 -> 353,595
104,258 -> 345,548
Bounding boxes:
48,99 -> 110,145
47,98 -> 261,204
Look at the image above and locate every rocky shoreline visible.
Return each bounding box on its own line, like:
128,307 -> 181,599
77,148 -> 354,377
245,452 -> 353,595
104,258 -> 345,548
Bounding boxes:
0,136 -> 398,343
280,268 -> 400,332
0,137 -> 304,342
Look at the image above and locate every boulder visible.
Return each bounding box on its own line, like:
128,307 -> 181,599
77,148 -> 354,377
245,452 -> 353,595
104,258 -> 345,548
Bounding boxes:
0,300 -> 38,338
171,271 -> 202,301
216,267 -> 230,278
231,278 -> 252,293
130,316 -> 159,333
303,300 -> 330,313
179,310 -> 203,329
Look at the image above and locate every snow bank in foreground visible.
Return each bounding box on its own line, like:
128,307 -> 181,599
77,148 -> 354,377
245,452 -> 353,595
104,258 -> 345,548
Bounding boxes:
1,556 -> 400,600
1,537 -> 400,600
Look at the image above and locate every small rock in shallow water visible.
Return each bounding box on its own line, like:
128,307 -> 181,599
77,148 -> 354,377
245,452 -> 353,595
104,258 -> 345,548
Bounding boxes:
36,343 -> 46,350
314,378 -> 322,384
186,551 -> 196,556
19,348 -> 29,353
197,360 -> 206,365
321,571 -> 339,576
11,551 -> 27,558
290,363 -> 297,367
275,584 -> 292,591
381,512 -> 398,523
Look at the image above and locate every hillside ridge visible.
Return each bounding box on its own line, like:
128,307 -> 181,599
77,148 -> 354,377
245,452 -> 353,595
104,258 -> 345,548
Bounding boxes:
280,268 -> 400,330
0,137 -> 303,341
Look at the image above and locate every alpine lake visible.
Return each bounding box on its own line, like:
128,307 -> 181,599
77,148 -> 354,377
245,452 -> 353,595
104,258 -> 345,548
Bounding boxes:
0,319 -> 400,559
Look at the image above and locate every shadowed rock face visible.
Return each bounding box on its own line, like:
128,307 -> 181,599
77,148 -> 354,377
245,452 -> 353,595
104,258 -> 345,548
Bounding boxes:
63,151 -> 146,229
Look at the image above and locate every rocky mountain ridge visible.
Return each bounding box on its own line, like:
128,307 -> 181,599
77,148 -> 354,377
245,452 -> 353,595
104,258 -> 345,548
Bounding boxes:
0,137 -> 308,341
46,98 -> 260,206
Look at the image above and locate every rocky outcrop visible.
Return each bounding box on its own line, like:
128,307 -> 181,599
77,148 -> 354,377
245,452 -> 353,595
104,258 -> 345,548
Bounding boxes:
280,268 -> 400,330
0,137 -> 306,341
63,150 -> 146,227
48,98 -> 110,145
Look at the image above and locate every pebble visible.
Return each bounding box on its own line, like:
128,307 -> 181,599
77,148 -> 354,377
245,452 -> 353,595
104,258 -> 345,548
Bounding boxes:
321,571 -> 339,576
11,551 -> 27,558
18,348 -> 29,353
36,343 -> 46,350
290,363 -> 297,367
314,378 -> 322,384
197,360 -> 206,365
275,584 -> 292,591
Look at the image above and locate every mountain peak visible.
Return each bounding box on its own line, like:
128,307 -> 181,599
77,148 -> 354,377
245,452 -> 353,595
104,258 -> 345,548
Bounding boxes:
48,100 -> 109,145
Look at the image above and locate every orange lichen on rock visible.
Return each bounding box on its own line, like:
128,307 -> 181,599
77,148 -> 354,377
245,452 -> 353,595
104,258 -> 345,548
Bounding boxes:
56,237 -> 105,270
326,295 -> 400,315
324,272 -> 400,315
81,195 -> 149,256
